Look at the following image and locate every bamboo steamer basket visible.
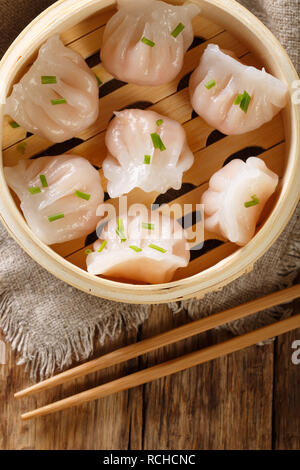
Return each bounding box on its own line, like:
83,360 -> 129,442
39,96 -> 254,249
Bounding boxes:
0,0 -> 299,304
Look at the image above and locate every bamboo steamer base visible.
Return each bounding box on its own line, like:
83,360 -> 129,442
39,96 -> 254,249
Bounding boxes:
0,0 -> 299,304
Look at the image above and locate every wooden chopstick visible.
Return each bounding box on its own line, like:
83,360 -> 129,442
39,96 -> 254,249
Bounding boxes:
21,313 -> 300,420
15,284 -> 300,399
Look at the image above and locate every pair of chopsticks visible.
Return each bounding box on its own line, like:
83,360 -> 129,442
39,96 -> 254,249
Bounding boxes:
16,284 -> 300,420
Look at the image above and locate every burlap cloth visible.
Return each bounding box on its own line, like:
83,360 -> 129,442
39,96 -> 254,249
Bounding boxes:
0,0 -> 299,380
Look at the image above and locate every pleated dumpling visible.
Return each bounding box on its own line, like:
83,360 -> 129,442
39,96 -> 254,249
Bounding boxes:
103,109 -> 194,198
4,155 -> 104,245
5,35 -> 99,143
189,44 -> 288,135
101,0 -> 200,86
86,211 -> 190,283
201,157 -> 279,246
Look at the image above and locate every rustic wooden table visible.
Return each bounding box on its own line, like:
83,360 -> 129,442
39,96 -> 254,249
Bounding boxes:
1,301 -> 299,450
0,0 -> 299,452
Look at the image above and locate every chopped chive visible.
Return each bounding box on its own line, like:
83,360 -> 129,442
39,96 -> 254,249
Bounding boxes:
16,143 -> 27,154
234,94 -> 243,105
116,229 -> 126,242
151,132 -> 166,151
48,213 -> 64,222
142,222 -> 155,230
97,240 -> 107,253
41,75 -> 57,84
205,79 -> 216,90
85,249 -> 92,254
156,119 -> 163,127
39,174 -> 48,188
148,243 -> 167,253
51,98 -> 67,105
28,186 -> 41,195
117,218 -> 124,232
9,121 -> 20,128
116,219 -> 126,242
129,245 -> 142,253
240,90 -> 251,113
234,90 -> 251,113
244,194 -> 260,208
171,22 -> 185,38
94,73 -> 102,87
144,154 -> 151,164
75,190 -> 91,201
141,37 -> 155,47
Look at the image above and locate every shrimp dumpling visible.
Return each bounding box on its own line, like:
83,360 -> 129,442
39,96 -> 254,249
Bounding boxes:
5,35 -> 99,143
4,155 -> 104,245
189,44 -> 288,135
201,157 -> 279,246
86,212 -> 190,283
103,109 -> 194,198
101,0 -> 200,86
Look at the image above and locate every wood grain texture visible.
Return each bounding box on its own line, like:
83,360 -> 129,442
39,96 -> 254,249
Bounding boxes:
15,285 -> 300,403
273,328 -> 300,450
1,302 -> 299,449
0,0 -> 299,449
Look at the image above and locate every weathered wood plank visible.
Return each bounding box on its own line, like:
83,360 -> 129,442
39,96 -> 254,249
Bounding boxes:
1,2 -> 296,451
2,307 -> 300,449
273,319 -> 300,450
0,327 -> 138,450
133,305 -> 274,450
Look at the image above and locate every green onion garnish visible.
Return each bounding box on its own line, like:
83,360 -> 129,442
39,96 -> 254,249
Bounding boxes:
75,190 -> 91,201
51,98 -> 67,105
17,143 -> 27,154
94,73 -> 102,87
205,79 -> 216,90
9,121 -> 20,128
117,218 -> 124,232
129,245 -> 142,253
39,174 -> 48,188
151,133 -> 166,151
144,154 -> 151,164
97,240 -> 107,253
234,90 -> 251,113
48,213 -> 64,222
171,22 -> 185,38
28,187 -> 41,195
234,94 -> 243,105
142,222 -> 155,230
141,37 -> 155,47
148,244 -> 167,253
156,119 -> 163,127
116,229 -> 126,242
41,76 -> 57,84
244,194 -> 260,208
240,91 -> 251,113
85,249 -> 92,254
116,219 -> 126,242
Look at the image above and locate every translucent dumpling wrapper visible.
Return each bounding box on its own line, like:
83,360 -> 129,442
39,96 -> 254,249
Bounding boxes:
101,0 -> 200,86
86,212 -> 190,283
5,35 -> 99,143
4,155 -> 104,245
103,109 -> 194,198
201,157 -> 279,246
189,44 -> 288,135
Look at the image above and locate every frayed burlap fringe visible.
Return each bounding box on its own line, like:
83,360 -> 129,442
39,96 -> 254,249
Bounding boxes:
0,205 -> 298,381
0,278 -> 150,380
0,0 -> 299,381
